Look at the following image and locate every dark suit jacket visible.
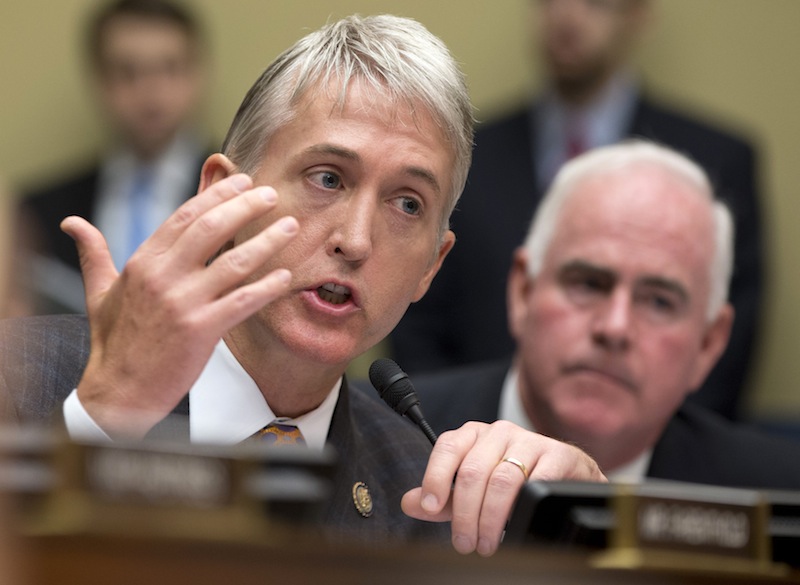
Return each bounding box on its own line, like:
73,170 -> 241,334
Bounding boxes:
391,95 -> 762,420
0,315 -> 448,545
411,359 -> 800,491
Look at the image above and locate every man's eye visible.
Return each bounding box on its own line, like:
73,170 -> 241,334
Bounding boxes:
567,275 -> 606,293
395,196 -> 421,216
310,171 -> 341,189
635,290 -> 681,319
645,293 -> 676,313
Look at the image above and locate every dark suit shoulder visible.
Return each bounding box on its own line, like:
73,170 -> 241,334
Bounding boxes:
631,96 -> 756,162
23,165 -> 100,202
413,359 -> 510,435
473,107 -> 530,142
650,402 -> 800,490
0,315 -> 90,424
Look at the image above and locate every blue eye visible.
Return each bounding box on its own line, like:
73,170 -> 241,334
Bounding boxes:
310,171 -> 341,190
398,197 -> 421,216
320,172 -> 340,189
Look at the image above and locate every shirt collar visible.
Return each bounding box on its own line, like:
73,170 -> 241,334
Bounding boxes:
189,339 -> 340,450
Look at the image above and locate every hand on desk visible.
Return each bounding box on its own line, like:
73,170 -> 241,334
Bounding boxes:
402,420 -> 606,557
61,173 -> 298,439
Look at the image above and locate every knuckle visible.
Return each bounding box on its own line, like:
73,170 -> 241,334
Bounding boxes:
433,431 -> 462,457
195,213 -> 222,236
488,467 -> 519,492
454,461 -> 484,486
220,248 -> 250,275
171,204 -> 199,230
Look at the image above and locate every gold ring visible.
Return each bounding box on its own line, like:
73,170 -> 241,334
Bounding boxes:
501,457 -> 529,480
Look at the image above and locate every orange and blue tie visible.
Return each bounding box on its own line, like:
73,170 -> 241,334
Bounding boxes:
251,422 -> 306,447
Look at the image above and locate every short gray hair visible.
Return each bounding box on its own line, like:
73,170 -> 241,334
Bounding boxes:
221,14 -> 474,235
524,140 -> 734,321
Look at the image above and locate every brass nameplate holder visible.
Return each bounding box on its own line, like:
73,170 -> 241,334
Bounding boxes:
592,483 -> 787,576
20,432 -> 335,543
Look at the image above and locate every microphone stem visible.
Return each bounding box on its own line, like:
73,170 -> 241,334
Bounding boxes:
417,418 -> 438,446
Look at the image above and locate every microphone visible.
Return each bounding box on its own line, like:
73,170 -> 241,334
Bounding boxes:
368,358 -> 438,446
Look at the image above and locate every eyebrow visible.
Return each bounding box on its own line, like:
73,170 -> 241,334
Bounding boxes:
560,260 -> 690,302
303,143 -> 442,195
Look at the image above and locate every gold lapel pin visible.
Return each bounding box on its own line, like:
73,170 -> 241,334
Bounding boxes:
352,482 -> 373,518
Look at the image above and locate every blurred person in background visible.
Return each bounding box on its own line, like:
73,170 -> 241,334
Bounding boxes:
392,0 -> 762,422
413,141 -> 800,489
18,0 -> 210,313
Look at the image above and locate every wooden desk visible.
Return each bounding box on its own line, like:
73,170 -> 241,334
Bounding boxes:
18,529 -> 799,585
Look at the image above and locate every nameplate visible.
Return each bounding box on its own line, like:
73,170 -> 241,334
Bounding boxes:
632,494 -> 763,558
594,482 -> 777,574
80,443 -> 234,508
16,434 -> 335,541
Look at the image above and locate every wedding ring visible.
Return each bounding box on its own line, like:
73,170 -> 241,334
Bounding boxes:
501,456 -> 529,480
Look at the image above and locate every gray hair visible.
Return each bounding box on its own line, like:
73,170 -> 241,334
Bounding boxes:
221,14 -> 474,236
524,140 -> 734,321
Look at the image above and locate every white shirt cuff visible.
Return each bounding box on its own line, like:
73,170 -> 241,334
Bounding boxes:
63,389 -> 112,442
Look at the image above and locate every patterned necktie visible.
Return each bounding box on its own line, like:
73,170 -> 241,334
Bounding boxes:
250,421 -> 306,447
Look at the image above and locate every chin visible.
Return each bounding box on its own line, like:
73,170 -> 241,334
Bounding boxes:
555,403 -> 626,442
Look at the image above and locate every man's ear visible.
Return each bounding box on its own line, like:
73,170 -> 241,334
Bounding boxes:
198,153 -> 238,193
688,303 -> 735,392
411,230 -> 456,302
507,247 -> 534,342
200,153 -> 239,265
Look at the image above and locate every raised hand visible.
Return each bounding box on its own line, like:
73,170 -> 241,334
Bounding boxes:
61,172 -> 299,438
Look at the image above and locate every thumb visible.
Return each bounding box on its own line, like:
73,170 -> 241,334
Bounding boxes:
60,216 -> 118,306
401,487 -> 453,523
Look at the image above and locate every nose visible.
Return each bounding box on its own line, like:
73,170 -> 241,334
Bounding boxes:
326,192 -> 375,264
590,289 -> 633,352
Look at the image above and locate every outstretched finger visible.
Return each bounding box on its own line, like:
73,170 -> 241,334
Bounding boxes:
200,215 -> 299,297
60,216 -> 118,309
167,185 -> 282,269
146,173 -> 254,255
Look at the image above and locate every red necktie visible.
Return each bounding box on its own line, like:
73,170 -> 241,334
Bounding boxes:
566,120 -> 586,160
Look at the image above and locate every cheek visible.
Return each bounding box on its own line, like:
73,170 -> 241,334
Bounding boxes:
648,327 -> 702,372
520,296 -> 582,372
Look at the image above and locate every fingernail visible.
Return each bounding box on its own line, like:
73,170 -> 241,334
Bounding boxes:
477,537 -> 492,557
421,493 -> 438,512
275,269 -> 291,284
231,174 -> 251,191
259,187 -> 277,203
278,217 -> 298,234
453,535 -> 473,555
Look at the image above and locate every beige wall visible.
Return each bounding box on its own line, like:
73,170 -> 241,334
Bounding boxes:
1,0 -> 799,420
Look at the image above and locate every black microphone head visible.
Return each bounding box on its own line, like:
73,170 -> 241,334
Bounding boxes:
368,358 -> 438,446
368,358 -> 416,413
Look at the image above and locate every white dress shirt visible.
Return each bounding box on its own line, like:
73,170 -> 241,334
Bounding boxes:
499,365 -> 651,483
63,339 -> 340,451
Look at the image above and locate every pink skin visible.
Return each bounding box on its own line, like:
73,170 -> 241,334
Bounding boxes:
508,165 -> 733,472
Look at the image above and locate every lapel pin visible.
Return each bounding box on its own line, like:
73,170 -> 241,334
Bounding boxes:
352,481 -> 373,518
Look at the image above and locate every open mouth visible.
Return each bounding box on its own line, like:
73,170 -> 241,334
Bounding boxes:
316,283 -> 352,305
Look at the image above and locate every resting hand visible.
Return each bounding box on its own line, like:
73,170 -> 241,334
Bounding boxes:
61,173 -> 298,438
401,420 -> 606,557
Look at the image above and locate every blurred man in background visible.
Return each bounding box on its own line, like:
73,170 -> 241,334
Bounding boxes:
392,0 -> 762,421
19,0 -> 209,313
